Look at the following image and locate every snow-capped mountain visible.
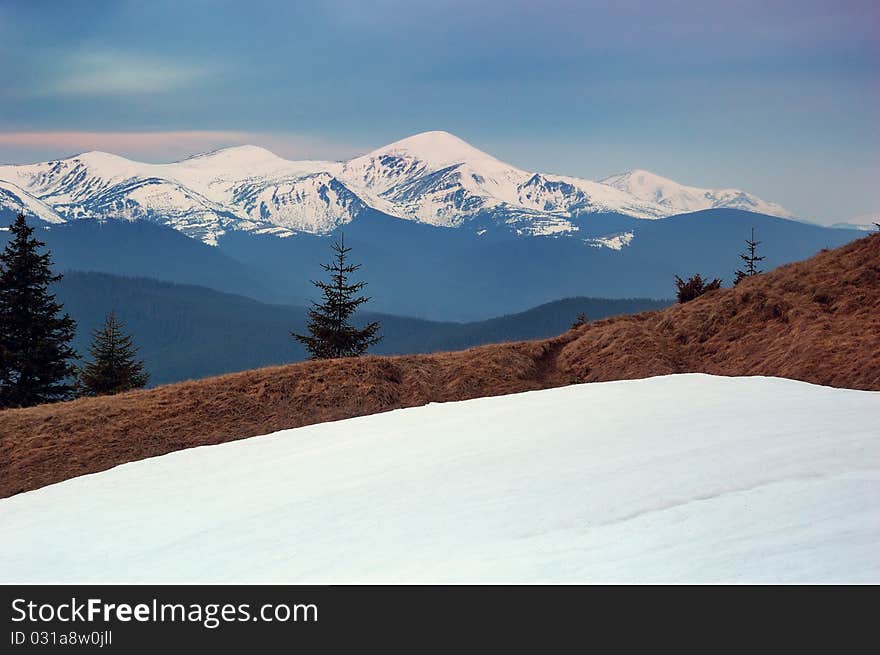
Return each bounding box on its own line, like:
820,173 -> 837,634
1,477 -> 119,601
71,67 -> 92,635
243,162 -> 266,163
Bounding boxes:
600,169 -> 793,218
0,131 -> 794,245
334,132 -> 677,235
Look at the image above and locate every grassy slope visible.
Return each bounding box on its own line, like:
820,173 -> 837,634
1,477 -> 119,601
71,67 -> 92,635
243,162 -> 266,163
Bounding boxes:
1,234 -> 878,498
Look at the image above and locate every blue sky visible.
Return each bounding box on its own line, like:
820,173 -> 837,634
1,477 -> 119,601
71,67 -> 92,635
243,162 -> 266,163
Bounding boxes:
0,0 -> 877,223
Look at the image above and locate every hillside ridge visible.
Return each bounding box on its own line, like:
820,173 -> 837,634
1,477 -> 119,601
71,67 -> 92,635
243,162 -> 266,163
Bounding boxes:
1,233 -> 877,498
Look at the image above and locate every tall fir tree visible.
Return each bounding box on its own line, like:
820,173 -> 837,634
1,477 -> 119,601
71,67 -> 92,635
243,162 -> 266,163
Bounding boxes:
79,312 -> 149,396
734,227 -> 766,285
0,212 -> 78,407
293,234 -> 381,359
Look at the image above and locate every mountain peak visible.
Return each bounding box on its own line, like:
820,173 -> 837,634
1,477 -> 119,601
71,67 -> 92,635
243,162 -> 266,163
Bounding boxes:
364,130 -> 505,169
602,168 -> 676,187
180,144 -> 284,166
73,150 -> 136,166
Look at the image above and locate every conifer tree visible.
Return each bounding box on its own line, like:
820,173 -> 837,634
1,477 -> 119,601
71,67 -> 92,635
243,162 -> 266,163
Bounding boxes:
292,234 -> 381,359
734,227 -> 765,285
674,273 -> 722,303
79,312 -> 149,396
0,212 -> 78,407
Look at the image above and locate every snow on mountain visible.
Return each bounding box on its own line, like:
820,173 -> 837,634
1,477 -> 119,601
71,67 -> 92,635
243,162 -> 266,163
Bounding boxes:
0,132 -> 794,244
585,230 -> 635,250
1,151 -> 147,208
163,145 -> 335,202
830,214 -> 879,232
1,374 -> 877,583
336,131 -> 536,226
0,149 -> 330,243
0,179 -> 66,224
347,130 -> 511,175
601,169 -> 793,219
335,131 -> 669,231
70,177 -> 258,246
230,172 -> 368,234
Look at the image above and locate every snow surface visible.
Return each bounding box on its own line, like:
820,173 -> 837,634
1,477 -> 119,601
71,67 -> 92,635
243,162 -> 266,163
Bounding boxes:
0,132 -> 793,243
3,373 -> 876,584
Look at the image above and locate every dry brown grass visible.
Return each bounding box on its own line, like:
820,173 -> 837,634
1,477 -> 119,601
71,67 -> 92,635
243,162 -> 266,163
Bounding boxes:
560,232 -> 880,388
0,338 -> 571,498
2,233 -> 878,498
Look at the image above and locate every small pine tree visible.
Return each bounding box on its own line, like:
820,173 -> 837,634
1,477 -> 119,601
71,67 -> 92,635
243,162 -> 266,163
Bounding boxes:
734,227 -> 765,285
79,312 -> 149,396
0,212 -> 78,407
571,312 -> 589,329
292,234 -> 381,359
674,274 -> 722,303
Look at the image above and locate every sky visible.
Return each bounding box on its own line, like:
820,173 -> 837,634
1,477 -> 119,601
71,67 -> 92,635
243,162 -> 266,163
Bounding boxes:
0,0 -> 877,223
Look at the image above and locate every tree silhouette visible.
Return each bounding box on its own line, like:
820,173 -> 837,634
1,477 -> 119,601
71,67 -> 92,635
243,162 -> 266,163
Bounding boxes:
79,312 -> 149,396
734,227 -> 766,285
293,234 -> 381,359
0,212 -> 78,407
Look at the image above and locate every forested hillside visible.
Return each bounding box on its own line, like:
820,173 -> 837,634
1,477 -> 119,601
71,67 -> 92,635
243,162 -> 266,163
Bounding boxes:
56,271 -> 669,384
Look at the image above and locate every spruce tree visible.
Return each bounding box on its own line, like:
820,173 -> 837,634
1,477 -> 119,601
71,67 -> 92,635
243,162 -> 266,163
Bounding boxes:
674,274 -> 722,303
79,312 -> 149,396
0,212 -> 78,407
292,234 -> 381,359
734,227 -> 765,285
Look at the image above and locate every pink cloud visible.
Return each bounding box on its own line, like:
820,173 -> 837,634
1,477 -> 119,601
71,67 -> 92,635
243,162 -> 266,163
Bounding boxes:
0,131 -> 366,163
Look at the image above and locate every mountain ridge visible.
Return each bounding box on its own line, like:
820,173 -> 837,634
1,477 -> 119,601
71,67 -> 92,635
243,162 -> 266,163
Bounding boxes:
4,207 -> 857,321
601,168 -> 792,218
0,131 -> 794,244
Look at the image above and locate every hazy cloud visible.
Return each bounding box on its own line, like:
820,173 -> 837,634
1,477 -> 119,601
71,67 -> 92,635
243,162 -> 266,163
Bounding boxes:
0,0 -> 876,220
37,51 -> 212,97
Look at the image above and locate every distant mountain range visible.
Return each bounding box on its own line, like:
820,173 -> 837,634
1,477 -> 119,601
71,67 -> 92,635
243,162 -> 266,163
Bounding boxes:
0,131 -> 863,321
55,271 -> 670,385
0,208 -> 859,320
0,130 -> 793,244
